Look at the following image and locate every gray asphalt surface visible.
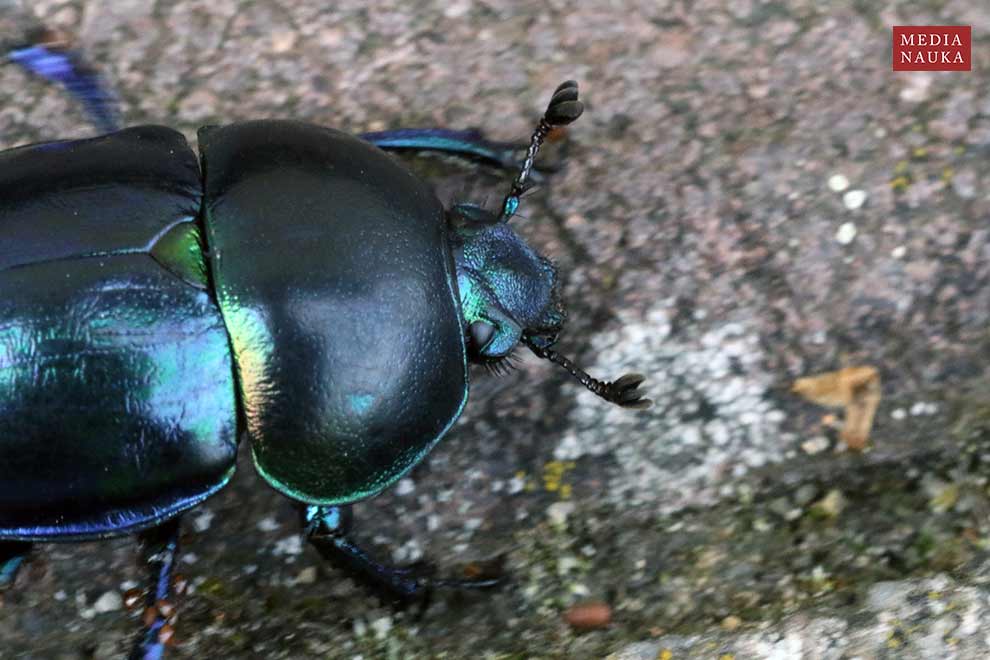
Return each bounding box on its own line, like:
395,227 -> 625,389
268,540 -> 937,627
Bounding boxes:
1,1 -> 989,658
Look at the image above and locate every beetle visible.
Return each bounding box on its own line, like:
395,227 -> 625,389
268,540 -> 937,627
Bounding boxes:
0,33 -> 650,659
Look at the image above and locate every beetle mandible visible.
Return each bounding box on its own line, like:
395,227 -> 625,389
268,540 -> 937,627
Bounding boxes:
0,34 -> 650,659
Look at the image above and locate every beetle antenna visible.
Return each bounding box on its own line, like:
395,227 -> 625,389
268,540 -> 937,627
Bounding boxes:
523,339 -> 651,409
499,80 -> 583,222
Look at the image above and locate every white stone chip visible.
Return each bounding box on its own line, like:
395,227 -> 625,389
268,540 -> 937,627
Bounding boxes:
827,174 -> 850,192
836,222 -> 857,244
370,616 -> 393,640
801,436 -> 830,455
547,501 -> 576,526
92,590 -> 122,613
843,189 -> 867,210
273,535 -> 303,557
256,516 -> 280,532
900,73 -> 933,102
294,566 -> 317,585
192,508 -> 214,532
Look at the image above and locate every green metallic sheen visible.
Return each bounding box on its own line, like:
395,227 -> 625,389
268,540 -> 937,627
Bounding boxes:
0,253 -> 239,539
149,221 -> 210,289
0,126 -> 239,540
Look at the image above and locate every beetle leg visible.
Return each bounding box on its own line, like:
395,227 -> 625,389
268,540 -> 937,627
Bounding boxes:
303,505 -> 425,602
0,541 -> 31,589
360,128 -> 538,173
128,517 -> 182,660
6,28 -> 120,133
302,505 -> 502,605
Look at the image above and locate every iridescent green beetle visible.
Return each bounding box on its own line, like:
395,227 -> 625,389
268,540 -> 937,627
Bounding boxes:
1,39 -> 649,659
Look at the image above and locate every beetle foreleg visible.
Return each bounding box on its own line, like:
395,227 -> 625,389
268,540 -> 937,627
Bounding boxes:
360,128 -> 535,174
0,541 -> 31,589
302,505 -> 502,606
128,517 -> 182,660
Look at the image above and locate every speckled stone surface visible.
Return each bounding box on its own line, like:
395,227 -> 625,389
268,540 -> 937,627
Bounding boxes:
1,1 -> 989,658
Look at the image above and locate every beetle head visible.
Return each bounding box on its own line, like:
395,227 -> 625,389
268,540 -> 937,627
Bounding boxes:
447,202 -> 563,366
444,80 -> 651,410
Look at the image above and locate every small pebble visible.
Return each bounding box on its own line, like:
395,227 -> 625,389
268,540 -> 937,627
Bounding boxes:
843,189 -> 867,210
547,501 -> 576,526
370,615 -> 393,640
570,583 -> 591,597
273,535 -> 303,557
557,555 -> 581,576
794,483 -> 819,506
900,73 -> 932,102
827,174 -> 850,192
507,474 -> 526,494
191,509 -> 214,532
836,222 -> 857,244
564,601 -> 612,631
891,245 -> 907,259
295,566 -> 318,585
801,436 -> 829,455
92,591 -> 123,614
93,639 -> 120,659
813,489 -> 846,518
256,516 -> 280,532
270,30 -> 296,53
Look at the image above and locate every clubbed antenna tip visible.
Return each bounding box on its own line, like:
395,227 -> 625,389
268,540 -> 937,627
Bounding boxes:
500,80 -> 584,221
525,340 -> 651,410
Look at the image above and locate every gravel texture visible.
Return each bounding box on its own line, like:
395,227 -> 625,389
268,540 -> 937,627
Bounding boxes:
0,1 -> 989,658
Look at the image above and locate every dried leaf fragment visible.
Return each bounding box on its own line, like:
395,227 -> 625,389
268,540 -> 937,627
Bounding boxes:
792,366 -> 881,450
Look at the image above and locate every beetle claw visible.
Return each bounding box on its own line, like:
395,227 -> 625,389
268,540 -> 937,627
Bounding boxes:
606,373 -> 652,409
433,575 -> 502,591
439,552 -> 507,589
366,555 -> 504,613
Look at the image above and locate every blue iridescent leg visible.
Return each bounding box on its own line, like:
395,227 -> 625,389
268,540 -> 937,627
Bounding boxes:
360,128 -> 530,172
0,541 -> 31,589
8,32 -> 120,133
129,517 -> 181,660
302,505 -> 502,605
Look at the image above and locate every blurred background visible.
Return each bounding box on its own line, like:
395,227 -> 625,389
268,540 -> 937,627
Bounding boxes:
0,1 -> 988,658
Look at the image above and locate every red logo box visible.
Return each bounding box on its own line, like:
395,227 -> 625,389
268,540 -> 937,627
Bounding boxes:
893,26 -> 971,71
